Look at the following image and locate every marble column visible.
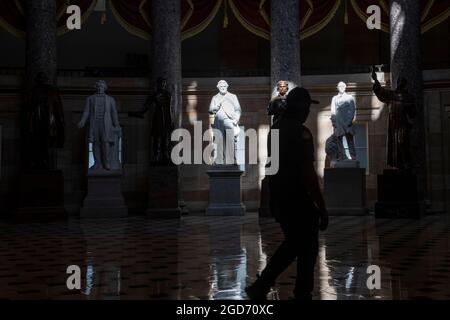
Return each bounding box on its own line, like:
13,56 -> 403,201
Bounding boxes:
260,0 -> 301,217
390,0 -> 426,198
271,0 -> 301,89
151,0 -> 182,127
25,0 -> 57,89
149,0 -> 182,217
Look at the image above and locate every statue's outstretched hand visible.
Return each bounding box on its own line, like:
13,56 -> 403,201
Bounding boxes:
77,121 -> 84,129
371,65 -> 378,82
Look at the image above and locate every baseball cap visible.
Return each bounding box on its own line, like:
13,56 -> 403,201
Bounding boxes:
287,87 -> 319,106
286,87 -> 319,112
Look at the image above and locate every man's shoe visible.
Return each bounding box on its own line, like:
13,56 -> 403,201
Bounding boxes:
245,276 -> 271,301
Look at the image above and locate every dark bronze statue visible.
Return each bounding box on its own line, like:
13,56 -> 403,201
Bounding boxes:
267,80 -> 289,124
372,67 -> 416,170
24,72 -> 65,170
129,77 -> 174,164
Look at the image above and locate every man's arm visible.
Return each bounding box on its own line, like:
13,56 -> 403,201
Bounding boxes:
209,96 -> 219,115
233,95 -> 241,122
303,161 -> 328,231
111,98 -> 120,128
78,97 -> 90,128
372,68 -> 393,103
298,128 -> 328,230
348,97 -> 356,125
129,95 -> 151,118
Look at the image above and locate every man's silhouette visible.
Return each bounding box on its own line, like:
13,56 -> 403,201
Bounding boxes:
246,87 -> 328,300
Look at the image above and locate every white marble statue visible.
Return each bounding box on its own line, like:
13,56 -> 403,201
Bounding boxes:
208,80 -> 242,165
330,81 -> 356,161
78,80 -> 122,170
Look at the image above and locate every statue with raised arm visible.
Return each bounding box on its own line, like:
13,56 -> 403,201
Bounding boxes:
372,67 -> 416,170
24,72 -> 65,170
78,80 -> 121,171
330,82 -> 357,161
267,80 -> 288,125
129,77 -> 174,164
209,80 -> 241,165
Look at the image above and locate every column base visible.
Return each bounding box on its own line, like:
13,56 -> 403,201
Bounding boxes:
375,170 -> 425,219
16,170 -> 66,222
147,165 -> 181,219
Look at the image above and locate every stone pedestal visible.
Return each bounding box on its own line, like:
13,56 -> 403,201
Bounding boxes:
16,170 -> 66,221
324,167 -> 367,215
375,170 -> 425,218
80,169 -> 127,218
331,159 -> 360,168
147,165 -> 181,218
206,165 -> 245,216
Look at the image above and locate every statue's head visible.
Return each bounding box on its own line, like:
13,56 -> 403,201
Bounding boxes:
277,80 -> 289,96
35,71 -> 49,85
396,77 -> 407,90
285,87 -> 319,124
337,81 -> 347,94
94,80 -> 108,93
156,77 -> 167,90
217,80 -> 228,95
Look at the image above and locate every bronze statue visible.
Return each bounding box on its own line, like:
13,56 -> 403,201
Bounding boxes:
372,67 -> 416,170
267,80 -> 288,124
129,77 -> 174,164
24,72 -> 65,170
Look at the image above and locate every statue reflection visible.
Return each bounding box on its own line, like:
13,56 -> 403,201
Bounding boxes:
80,222 -> 123,299
207,219 -> 247,299
317,218 -> 395,300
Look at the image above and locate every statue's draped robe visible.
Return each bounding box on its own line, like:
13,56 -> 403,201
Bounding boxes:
373,83 -> 416,170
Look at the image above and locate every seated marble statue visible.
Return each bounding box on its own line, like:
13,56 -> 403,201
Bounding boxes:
208,80 -> 242,165
78,80 -> 122,171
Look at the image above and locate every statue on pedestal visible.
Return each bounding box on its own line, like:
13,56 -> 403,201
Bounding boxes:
372,68 -> 416,170
24,72 -> 65,170
129,77 -> 174,164
267,80 -> 289,125
327,82 -> 357,164
208,80 -> 242,165
78,80 -> 121,171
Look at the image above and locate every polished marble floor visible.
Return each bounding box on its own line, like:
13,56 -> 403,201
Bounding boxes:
0,213 -> 449,300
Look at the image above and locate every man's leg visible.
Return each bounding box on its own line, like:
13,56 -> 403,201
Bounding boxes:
215,130 -> 224,165
92,124 -> 101,169
246,221 -> 297,299
336,135 -> 346,160
346,133 -> 357,160
102,141 -> 110,170
293,226 -> 319,299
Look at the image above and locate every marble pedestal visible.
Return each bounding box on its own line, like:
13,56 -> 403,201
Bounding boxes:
375,170 -> 425,219
80,169 -> 128,218
147,165 -> 181,218
324,167 -> 367,215
206,165 -> 245,216
16,170 -> 66,221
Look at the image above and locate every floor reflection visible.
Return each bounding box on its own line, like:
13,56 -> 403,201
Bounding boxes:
0,214 -> 449,300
